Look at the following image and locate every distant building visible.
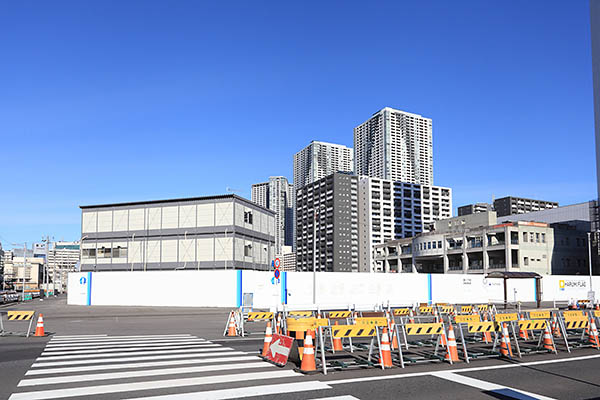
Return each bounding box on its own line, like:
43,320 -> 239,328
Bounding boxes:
293,141 -> 354,249
296,172 -> 359,272
354,107 -> 433,186
493,196 -> 558,217
276,245 -> 296,272
358,176 -> 452,272
80,194 -> 275,271
2,253 -> 44,291
48,242 -> 80,292
374,211 -> 589,275
457,203 -> 493,216
251,177 -> 294,254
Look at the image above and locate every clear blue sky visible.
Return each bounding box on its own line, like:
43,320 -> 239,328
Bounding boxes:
0,0 -> 596,248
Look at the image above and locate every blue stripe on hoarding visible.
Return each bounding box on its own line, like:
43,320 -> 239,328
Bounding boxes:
281,271 -> 287,304
236,270 -> 242,307
427,274 -> 432,305
86,272 -> 92,306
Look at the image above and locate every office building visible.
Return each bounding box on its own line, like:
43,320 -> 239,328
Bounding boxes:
80,194 -> 275,271
354,107 -> 433,185
252,177 -> 294,254
296,173 -> 359,272
497,201 -> 597,230
293,141 -> 354,249
276,245 -> 296,272
493,196 -> 558,217
48,242 -> 80,292
2,252 -> 44,291
458,203 -> 493,216
358,176 -> 452,272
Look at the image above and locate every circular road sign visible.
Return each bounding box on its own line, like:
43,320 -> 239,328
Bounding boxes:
274,269 -> 281,279
274,258 -> 281,268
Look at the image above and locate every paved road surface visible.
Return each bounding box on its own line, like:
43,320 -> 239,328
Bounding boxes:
1,297 -> 599,400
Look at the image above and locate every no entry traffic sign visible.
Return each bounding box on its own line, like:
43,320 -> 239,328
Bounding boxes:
262,333 -> 293,366
274,269 -> 281,279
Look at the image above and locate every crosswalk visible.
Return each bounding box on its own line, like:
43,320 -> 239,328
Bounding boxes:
9,334 -> 359,400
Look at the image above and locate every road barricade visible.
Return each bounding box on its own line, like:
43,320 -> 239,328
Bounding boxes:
515,318 -> 558,355
559,311 -> 596,351
393,321 -> 448,366
0,311 -> 37,337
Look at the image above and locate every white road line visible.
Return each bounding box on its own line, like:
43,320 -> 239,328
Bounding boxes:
19,361 -> 274,387
326,354 -> 600,385
313,397 -> 360,400
31,351 -> 249,367
36,347 -> 234,361
125,381 -> 331,400
42,343 -> 220,356
8,370 -> 301,400
25,355 -> 261,375
51,335 -> 108,339
432,372 -> 556,400
46,339 -> 208,349
48,335 -> 195,344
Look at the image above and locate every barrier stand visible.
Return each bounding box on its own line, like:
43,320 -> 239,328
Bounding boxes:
0,311 -> 37,337
318,322 -> 380,375
394,321 -> 447,366
453,315 -> 497,361
494,313 -> 522,358
326,311 -> 353,351
557,311 -> 589,352
515,318 -> 558,355
287,317 -> 329,366
239,311 -> 274,337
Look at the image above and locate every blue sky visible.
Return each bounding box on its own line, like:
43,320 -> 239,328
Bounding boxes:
0,0 -> 596,248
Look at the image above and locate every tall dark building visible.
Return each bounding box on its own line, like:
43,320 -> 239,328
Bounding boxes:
493,196 -> 558,217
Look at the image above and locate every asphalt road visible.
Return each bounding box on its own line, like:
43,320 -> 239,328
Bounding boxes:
1,297 -> 599,400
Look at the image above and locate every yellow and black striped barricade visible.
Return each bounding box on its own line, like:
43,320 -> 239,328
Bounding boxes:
287,310 -> 314,318
516,319 -> 559,355
451,316 -> 495,362
453,314 -> 486,345
0,311 -> 37,337
436,305 -> 455,317
460,305 -> 474,315
460,321 -> 510,361
560,314 -> 592,352
394,322 -> 448,367
318,323 -> 381,375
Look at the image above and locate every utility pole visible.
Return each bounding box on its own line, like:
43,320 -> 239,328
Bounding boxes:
22,242 -> 27,301
588,232 -> 595,302
44,236 -> 49,297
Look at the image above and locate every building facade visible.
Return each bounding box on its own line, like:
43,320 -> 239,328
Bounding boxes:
457,203 -> 493,216
354,107 -> 433,186
296,173 -> 359,272
493,196 -> 558,217
358,176 -> 452,272
80,194 -> 275,271
48,242 -> 80,292
251,176 -> 294,254
276,245 -> 296,272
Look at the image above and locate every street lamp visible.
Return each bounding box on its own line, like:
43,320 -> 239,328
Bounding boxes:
587,232 -> 595,302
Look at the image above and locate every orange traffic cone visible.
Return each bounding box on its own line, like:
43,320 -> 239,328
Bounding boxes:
518,314 -> 529,340
499,323 -> 513,357
379,327 -> 393,368
226,312 -> 237,337
275,314 -> 281,335
552,315 -> 562,338
332,321 -> 343,351
299,329 -> 317,372
482,314 -> 492,344
439,323 -> 448,346
389,319 -> 399,350
444,324 -> 459,363
542,323 -> 556,353
589,318 -> 600,349
409,308 -> 415,324
34,313 -> 45,337
262,321 -> 273,356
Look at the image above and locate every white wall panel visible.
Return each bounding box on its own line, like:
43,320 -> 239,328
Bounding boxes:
235,237 -> 244,262
197,204 -> 214,227
162,206 -> 178,229
235,203 -> 245,227
113,210 -> 128,231
97,211 -> 113,232
215,202 -> 233,226
146,240 -> 161,263
161,239 -> 178,263
179,239 -> 195,262
197,237 -> 214,262
179,205 -> 196,228
82,212 -> 97,233
146,207 -> 161,230
215,237 -> 233,261
128,241 -> 143,264
129,209 -> 144,231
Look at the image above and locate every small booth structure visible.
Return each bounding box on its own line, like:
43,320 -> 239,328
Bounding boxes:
485,271 -> 543,309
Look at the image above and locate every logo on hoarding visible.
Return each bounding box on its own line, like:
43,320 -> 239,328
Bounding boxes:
463,278 -> 471,285
80,277 -> 87,285
559,279 -> 586,291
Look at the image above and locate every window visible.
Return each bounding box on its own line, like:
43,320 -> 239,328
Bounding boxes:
244,211 -> 253,224
427,242 -> 431,250
432,241 -> 436,249
524,257 -> 529,266
523,232 -> 527,242
438,241 -> 442,249
244,244 -> 252,257
82,249 -> 96,258
114,246 -> 127,258
541,233 -> 546,243
99,247 -> 111,258
536,233 -> 540,243
530,233 -> 534,242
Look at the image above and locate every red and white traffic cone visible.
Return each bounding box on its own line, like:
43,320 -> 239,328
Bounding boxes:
332,321 -> 343,351
34,313 -> 45,337
409,308 -> 415,324
499,323 -> 513,357
444,324 -> 459,363
589,318 -> 600,350
518,314 -> 529,340
389,318 -> 399,350
379,327 -> 393,368
262,321 -> 273,356
226,312 -> 237,337
299,330 -> 317,372
482,313 -> 492,344
542,323 -> 556,353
